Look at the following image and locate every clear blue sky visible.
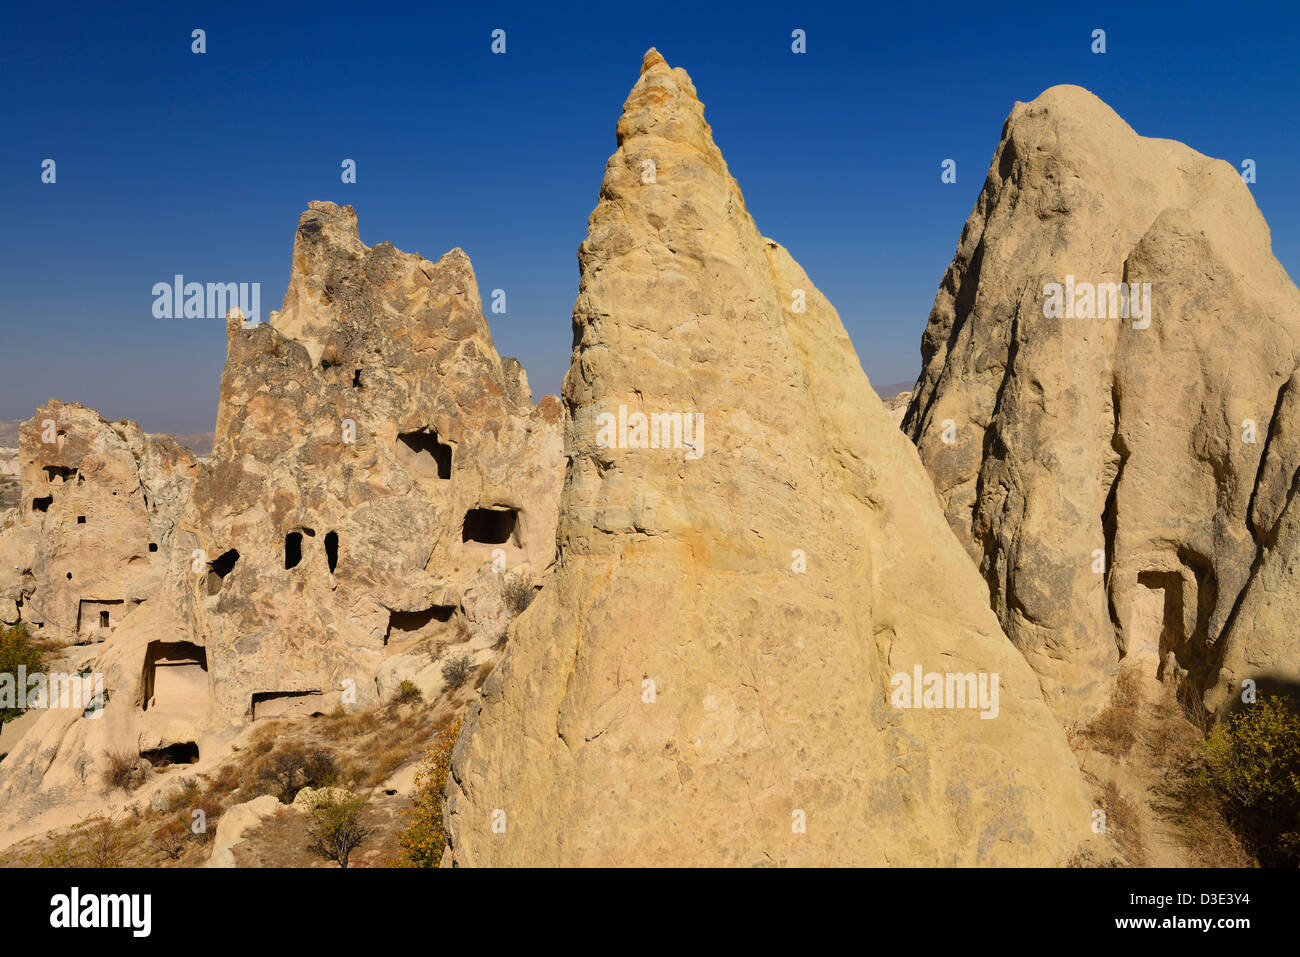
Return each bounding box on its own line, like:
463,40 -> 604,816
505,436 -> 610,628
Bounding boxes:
3,1 -> 1297,433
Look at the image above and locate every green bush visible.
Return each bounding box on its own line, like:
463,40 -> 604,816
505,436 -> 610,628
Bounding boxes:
0,623 -> 46,724
307,789 -> 374,868
1200,695 -> 1300,866
393,680 -> 422,705
394,717 -> 460,867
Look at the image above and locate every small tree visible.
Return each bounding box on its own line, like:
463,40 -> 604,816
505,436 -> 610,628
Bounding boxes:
0,623 -> 45,723
307,789 -> 373,869
441,654 -> 472,692
152,817 -> 190,860
256,742 -> 337,802
394,718 -> 461,867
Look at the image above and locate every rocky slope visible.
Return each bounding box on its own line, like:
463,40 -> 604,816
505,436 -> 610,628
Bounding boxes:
443,50 -> 1094,867
903,86 -> 1300,722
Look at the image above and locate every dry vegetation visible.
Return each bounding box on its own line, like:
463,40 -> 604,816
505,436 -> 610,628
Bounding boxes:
1066,670 -> 1255,868
2,692 -> 461,868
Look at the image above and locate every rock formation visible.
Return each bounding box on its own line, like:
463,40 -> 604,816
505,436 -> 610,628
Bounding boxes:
902,86 -> 1300,720
0,401 -> 197,640
185,201 -> 562,719
443,50 -> 1093,866
0,205 -> 563,842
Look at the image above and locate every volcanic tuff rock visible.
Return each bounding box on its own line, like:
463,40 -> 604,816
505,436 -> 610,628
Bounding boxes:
903,86 -> 1300,720
187,202 -> 562,718
0,205 -> 563,840
0,401 -> 198,642
444,50 -> 1093,867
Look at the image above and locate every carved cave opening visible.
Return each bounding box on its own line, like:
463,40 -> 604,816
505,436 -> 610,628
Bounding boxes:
462,507 -> 517,545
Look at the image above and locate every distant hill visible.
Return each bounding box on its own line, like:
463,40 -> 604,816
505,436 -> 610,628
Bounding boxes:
875,379 -> 916,398
0,419 -> 19,447
170,433 -> 214,457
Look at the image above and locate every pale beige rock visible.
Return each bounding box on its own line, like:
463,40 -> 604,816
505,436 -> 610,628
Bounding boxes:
903,86 -> 1300,720
0,401 -> 198,643
206,794 -> 282,867
444,50 -> 1094,867
187,204 -> 563,720
882,390 -> 913,427
0,207 -> 564,845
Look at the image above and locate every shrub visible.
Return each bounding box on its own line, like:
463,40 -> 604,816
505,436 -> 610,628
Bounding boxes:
0,623 -> 46,723
152,817 -> 190,860
393,680 -> 422,705
502,575 -> 535,617
101,748 -> 146,793
1199,695 -> 1300,866
307,789 -> 374,869
394,718 -> 460,867
255,742 -> 338,803
441,654 -> 472,692
42,815 -> 129,867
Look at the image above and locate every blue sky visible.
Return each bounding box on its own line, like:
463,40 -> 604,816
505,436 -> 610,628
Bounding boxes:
3,1 -> 1297,433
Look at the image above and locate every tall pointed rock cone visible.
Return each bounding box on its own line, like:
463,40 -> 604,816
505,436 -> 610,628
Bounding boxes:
444,50 -> 1093,866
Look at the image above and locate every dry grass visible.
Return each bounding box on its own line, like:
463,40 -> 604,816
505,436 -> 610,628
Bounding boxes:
6,673 -> 466,868
101,748 -> 147,793
1084,669 -> 1144,756
1099,780 -> 1146,865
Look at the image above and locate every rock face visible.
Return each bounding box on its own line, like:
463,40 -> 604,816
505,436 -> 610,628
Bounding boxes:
0,206 -> 563,840
186,202 -> 563,719
903,86 -> 1300,720
0,401 -> 198,643
444,50 -> 1093,867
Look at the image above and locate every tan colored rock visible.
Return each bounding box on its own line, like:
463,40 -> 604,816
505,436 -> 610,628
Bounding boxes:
206,794 -> 282,868
882,390 -> 913,427
187,203 -> 563,720
0,207 -> 563,845
0,402 -> 197,643
444,50 -> 1093,867
903,86 -> 1300,720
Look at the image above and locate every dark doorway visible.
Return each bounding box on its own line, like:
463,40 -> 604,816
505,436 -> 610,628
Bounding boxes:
140,742 -> 199,768
462,508 -> 518,545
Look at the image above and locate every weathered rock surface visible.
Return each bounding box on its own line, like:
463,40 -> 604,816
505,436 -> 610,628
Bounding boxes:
0,401 -> 198,643
903,86 -> 1300,720
205,793 -> 281,868
186,202 -> 562,720
444,50 -> 1093,867
0,206 -> 563,844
